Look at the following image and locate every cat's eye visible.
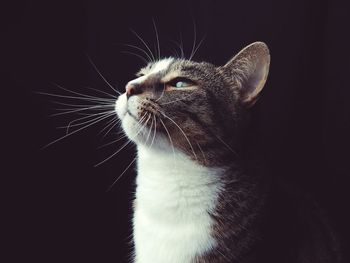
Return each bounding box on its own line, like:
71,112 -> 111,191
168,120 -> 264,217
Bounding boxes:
175,81 -> 191,88
167,78 -> 195,89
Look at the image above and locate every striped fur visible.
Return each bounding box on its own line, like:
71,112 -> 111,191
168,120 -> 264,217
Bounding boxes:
115,42 -> 341,262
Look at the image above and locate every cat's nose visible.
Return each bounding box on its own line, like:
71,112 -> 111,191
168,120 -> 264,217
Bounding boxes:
126,83 -> 142,99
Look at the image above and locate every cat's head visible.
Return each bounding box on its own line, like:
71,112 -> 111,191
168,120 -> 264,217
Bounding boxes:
115,42 -> 270,166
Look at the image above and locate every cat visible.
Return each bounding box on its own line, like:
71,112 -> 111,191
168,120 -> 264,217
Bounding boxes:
115,42 -> 341,263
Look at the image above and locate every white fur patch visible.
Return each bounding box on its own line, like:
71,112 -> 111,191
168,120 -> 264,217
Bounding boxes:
133,145 -> 223,263
149,58 -> 173,75
115,93 -> 127,118
115,57 -> 222,263
128,58 -> 173,86
129,75 -> 147,86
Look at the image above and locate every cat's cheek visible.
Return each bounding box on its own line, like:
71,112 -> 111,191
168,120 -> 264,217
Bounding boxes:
121,114 -> 143,142
121,114 -> 134,138
127,96 -> 140,117
115,93 -> 127,119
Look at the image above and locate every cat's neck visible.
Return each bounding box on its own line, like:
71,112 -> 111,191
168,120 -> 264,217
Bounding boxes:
133,144 -> 264,263
135,144 -> 226,219
133,145 -> 224,262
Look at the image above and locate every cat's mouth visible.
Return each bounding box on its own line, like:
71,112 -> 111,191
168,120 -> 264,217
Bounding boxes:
115,93 -> 156,144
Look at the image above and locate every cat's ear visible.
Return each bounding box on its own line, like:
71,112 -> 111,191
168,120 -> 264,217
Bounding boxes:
222,42 -> 270,107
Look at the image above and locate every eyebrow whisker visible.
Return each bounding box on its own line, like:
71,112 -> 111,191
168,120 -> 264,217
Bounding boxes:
130,28 -> 156,62
86,55 -> 121,95
120,43 -> 153,62
121,51 -> 149,64
152,19 -> 161,60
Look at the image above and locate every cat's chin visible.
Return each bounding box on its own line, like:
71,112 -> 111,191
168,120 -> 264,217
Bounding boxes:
115,93 -> 167,149
121,113 -> 146,141
120,113 -> 153,144
120,113 -> 170,150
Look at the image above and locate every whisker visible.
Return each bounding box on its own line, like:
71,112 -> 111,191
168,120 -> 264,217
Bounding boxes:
99,115 -> 118,131
144,113 -> 154,145
130,28 -> 156,61
106,157 -> 137,191
57,110 -> 115,130
97,134 -> 128,149
160,111 -> 198,161
196,142 -> 207,165
42,112 -> 115,149
149,115 -> 157,149
215,248 -> 231,262
155,83 -> 166,102
50,101 -> 114,108
86,55 -> 121,95
179,32 -> 185,58
73,112 -> 108,116
52,107 -> 109,112
120,51 -> 148,64
51,82 -> 115,101
86,87 -> 118,99
65,111 -> 115,134
159,117 -> 176,162
189,19 -> 197,61
50,105 -> 115,117
135,113 -> 152,143
170,47 -> 180,59
189,35 -> 206,61
100,118 -> 120,138
94,113 -> 148,166
152,19 -> 161,60
120,43 -> 153,62
38,92 -> 115,103
95,140 -> 133,167
169,38 -> 184,59
98,116 -> 119,134
41,80 -> 120,152
214,134 -> 238,157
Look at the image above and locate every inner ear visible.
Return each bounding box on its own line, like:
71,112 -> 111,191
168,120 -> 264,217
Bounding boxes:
223,42 -> 270,107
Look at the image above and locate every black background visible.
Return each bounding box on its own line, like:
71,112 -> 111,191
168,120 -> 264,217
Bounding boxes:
3,0 -> 350,262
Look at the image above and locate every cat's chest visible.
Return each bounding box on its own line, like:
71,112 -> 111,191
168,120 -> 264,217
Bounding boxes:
132,146 -> 223,263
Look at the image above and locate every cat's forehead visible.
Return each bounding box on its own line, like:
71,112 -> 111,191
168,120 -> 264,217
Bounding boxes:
136,58 -> 213,78
137,58 -> 174,76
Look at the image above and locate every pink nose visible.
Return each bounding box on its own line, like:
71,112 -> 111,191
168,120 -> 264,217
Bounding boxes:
126,83 -> 140,99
